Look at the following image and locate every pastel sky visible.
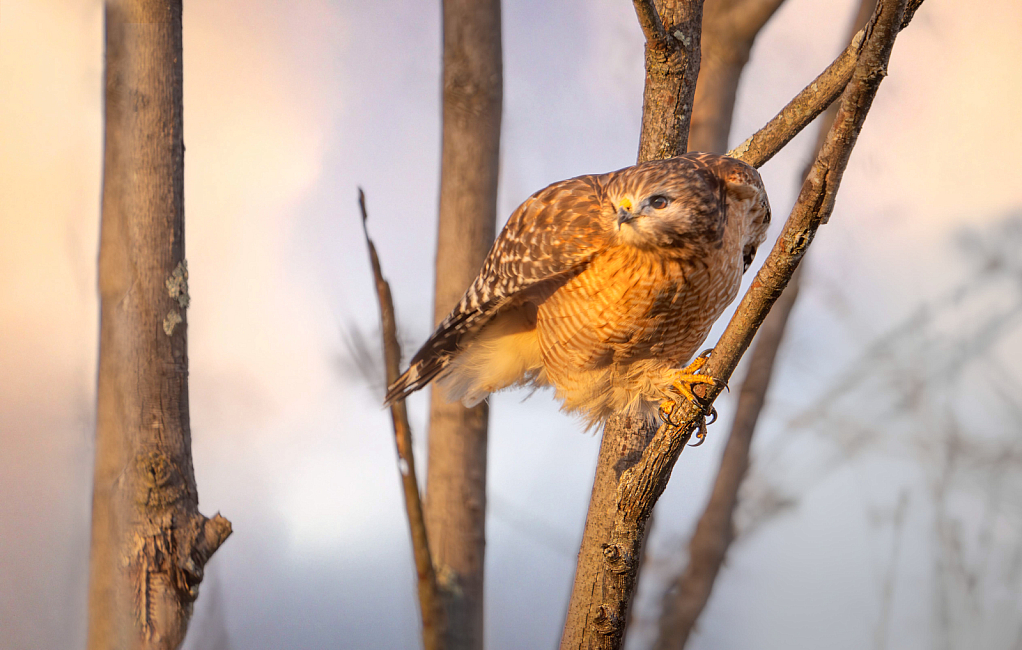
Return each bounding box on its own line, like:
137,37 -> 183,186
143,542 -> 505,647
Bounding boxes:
1,1 -> 1021,649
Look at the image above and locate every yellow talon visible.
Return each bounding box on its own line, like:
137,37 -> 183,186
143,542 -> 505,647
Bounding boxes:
658,351 -> 722,444
666,354 -> 718,405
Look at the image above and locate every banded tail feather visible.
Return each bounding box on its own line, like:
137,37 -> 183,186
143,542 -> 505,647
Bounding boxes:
383,299 -> 497,405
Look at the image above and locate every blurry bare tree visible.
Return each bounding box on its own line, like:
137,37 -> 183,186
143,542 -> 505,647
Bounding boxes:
424,3 -> 503,649
357,2 -> 503,649
87,1 -> 231,649
731,213 -> 1022,649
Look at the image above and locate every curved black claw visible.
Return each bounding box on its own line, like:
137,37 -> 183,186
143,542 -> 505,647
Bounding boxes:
659,401 -> 682,427
705,405 -> 718,426
689,417 -> 708,447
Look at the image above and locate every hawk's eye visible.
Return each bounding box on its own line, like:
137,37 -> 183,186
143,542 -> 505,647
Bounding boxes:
649,195 -> 669,210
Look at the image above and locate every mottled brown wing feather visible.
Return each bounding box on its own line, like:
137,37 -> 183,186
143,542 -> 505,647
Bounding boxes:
384,174 -> 612,404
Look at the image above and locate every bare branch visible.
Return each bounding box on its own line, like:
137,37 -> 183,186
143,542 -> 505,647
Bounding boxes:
692,0 -> 910,433
425,2 -> 502,646
654,2 -> 878,646
632,0 -> 669,43
728,0 -> 924,168
560,1 -> 914,648
560,3 -> 706,648
87,3 -> 231,647
688,0 -> 788,152
636,0 -> 706,162
728,0 -> 789,40
359,190 -> 446,650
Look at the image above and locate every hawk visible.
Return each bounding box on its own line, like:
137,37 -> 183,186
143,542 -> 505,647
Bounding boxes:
385,152 -> 770,429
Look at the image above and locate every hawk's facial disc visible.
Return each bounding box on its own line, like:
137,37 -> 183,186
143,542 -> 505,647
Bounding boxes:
613,191 -> 690,249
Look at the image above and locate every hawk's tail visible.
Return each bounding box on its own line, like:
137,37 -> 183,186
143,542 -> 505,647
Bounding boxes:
384,309 -> 475,405
384,353 -> 448,405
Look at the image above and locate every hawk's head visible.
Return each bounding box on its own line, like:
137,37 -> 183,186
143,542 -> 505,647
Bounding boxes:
607,153 -> 769,270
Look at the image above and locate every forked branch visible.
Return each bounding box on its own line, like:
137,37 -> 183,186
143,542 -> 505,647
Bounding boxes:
560,0 -> 914,647
729,0 -> 922,167
631,0 -> 909,528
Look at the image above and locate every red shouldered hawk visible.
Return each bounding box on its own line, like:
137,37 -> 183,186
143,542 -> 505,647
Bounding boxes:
385,152 -> 770,429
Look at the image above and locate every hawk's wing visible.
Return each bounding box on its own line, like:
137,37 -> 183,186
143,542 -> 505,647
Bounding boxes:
385,173 -> 611,404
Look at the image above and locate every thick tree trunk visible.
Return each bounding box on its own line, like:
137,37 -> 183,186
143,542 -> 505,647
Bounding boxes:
425,1 -> 502,648
87,3 -> 231,648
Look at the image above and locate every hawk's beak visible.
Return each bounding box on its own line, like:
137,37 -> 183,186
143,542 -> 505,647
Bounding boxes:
617,198 -> 636,226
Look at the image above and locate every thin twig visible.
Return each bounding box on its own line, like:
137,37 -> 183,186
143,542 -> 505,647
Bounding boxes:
359,189 -> 446,650
728,0 -> 923,168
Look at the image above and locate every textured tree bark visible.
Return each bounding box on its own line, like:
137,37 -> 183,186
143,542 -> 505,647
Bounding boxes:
560,4 -> 704,649
87,3 -> 231,649
635,0 -> 705,163
653,4 -> 875,647
561,0 -> 916,648
425,1 -> 502,648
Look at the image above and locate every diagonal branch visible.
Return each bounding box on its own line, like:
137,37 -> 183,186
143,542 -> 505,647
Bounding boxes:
359,189 -> 446,650
728,0 -> 922,168
630,0 -> 910,526
560,0 -> 913,648
636,0 -> 706,163
653,1 -> 879,645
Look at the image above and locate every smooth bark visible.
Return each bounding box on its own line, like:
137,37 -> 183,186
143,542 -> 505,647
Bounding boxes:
87,3 -> 231,649
425,1 -> 503,648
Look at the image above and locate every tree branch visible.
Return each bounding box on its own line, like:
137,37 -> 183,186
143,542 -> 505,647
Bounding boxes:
727,0 -> 922,168
678,0 -> 910,461
654,0 -> 879,644
688,0 -> 788,153
636,0 -> 706,162
560,0 -> 913,648
560,3 -> 705,649
632,0 -> 669,43
87,3 -> 231,647
359,190 -> 446,650
425,2 -> 502,647
727,0 -> 788,41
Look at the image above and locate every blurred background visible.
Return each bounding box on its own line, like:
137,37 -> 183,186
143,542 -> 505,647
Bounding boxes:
2,0 -> 1021,648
